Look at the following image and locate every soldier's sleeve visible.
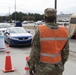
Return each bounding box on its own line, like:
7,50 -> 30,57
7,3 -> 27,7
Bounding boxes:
27,28 -> 40,69
61,39 -> 69,65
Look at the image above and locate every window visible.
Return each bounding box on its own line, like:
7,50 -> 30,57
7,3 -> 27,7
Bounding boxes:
70,18 -> 76,24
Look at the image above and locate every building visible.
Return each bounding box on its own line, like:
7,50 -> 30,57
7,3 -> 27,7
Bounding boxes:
57,14 -> 71,22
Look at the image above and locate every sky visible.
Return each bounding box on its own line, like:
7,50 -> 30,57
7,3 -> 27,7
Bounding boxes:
0,0 -> 76,16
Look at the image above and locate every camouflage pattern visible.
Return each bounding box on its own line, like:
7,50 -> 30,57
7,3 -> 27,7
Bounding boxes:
44,8 -> 57,17
28,8 -> 69,75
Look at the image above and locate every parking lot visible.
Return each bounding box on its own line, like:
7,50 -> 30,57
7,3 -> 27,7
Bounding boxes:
0,25 -> 76,75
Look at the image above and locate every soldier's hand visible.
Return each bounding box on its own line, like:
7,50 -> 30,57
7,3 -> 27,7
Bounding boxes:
29,67 -> 35,75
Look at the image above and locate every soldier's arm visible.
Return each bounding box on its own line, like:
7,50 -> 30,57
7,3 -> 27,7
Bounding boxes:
28,28 -> 40,69
61,39 -> 69,65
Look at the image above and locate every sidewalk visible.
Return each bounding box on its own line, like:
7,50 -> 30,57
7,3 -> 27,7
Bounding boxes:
63,39 -> 76,75
63,52 -> 76,75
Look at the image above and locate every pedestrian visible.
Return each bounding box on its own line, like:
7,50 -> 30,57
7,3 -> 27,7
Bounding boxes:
27,8 -> 69,75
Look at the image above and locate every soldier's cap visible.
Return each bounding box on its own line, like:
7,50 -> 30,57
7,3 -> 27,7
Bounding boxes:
44,8 -> 57,17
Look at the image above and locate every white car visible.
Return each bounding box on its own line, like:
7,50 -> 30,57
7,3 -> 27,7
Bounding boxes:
57,20 -> 69,26
34,21 -> 43,27
0,23 -> 12,32
22,21 -> 28,24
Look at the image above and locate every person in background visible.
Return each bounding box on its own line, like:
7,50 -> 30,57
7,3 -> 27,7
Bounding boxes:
28,8 -> 69,75
15,21 -> 22,27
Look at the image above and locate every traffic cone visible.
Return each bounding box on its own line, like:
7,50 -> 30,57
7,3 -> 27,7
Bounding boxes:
3,45 -> 14,72
24,56 -> 30,75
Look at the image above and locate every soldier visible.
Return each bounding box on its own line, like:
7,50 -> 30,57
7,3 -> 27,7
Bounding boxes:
28,8 -> 69,75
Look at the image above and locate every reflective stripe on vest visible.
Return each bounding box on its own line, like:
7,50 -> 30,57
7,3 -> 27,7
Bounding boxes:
40,37 -> 68,41
40,52 -> 61,64
40,52 -> 61,57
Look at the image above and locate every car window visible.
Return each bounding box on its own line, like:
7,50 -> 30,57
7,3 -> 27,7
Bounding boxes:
9,29 -> 15,33
9,27 -> 27,33
70,18 -> 76,24
0,24 -> 11,28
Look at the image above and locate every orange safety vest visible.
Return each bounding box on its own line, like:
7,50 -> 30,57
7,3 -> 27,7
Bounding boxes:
38,25 -> 68,64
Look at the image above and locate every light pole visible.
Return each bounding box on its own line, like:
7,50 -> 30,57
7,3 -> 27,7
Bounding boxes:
15,0 -> 16,21
55,0 -> 57,9
9,6 -> 10,16
9,6 -> 10,21
55,0 -> 57,23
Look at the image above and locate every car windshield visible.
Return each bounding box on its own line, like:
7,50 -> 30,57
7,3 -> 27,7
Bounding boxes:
8,27 -> 27,33
0,24 -> 11,28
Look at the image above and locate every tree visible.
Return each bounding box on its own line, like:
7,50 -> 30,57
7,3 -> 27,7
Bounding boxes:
0,11 -> 44,22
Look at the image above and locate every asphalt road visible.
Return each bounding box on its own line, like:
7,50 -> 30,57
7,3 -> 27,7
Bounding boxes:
0,27 -> 76,75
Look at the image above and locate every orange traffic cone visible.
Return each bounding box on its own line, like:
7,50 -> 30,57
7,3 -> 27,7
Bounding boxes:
24,56 -> 30,75
3,45 -> 14,72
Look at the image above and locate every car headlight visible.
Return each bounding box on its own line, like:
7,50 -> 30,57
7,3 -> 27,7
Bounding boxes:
10,37 -> 19,40
28,36 -> 32,39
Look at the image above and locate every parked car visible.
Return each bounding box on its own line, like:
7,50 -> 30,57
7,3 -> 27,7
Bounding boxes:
57,20 -> 69,26
34,21 -> 43,28
4,27 -> 32,46
68,13 -> 76,39
22,21 -> 28,24
0,23 -> 12,32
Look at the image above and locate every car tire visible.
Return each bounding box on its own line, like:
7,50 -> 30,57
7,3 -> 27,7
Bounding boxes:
7,43 -> 12,47
5,40 -> 8,43
71,35 -> 75,39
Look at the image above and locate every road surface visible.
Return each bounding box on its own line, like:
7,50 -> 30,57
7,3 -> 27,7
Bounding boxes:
0,27 -> 76,75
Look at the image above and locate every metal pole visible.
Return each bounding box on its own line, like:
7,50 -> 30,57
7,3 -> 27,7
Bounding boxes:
9,6 -> 10,21
15,0 -> 16,21
55,0 -> 57,23
9,6 -> 10,16
55,0 -> 57,9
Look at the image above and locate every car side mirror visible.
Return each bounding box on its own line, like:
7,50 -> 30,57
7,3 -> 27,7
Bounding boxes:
27,31 -> 30,33
6,32 -> 10,35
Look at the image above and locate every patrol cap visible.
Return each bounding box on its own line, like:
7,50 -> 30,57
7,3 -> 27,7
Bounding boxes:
44,8 -> 57,17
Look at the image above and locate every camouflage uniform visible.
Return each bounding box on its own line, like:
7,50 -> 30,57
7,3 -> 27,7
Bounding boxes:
28,8 -> 69,75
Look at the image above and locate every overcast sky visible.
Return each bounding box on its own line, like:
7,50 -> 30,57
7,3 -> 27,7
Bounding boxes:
0,0 -> 76,16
